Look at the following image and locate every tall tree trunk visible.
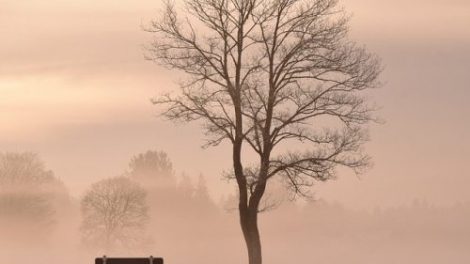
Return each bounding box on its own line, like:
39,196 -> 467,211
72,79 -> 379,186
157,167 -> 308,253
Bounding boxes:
240,206 -> 262,264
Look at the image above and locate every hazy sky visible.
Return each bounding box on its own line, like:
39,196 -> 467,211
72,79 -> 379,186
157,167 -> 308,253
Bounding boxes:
1,0 -> 469,209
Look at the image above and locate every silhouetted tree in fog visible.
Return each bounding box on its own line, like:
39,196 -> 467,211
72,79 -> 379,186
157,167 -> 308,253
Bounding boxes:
192,174 -> 218,213
127,150 -> 175,188
0,152 -> 67,239
194,175 -> 211,203
80,176 -> 149,251
0,152 -> 56,187
146,0 -> 381,263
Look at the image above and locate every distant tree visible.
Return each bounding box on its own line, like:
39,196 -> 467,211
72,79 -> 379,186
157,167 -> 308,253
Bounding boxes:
146,0 -> 381,263
0,152 -> 66,237
192,174 -> 218,214
127,150 -> 175,188
194,174 -> 211,202
176,173 -> 195,198
0,152 -> 56,188
80,177 -> 149,250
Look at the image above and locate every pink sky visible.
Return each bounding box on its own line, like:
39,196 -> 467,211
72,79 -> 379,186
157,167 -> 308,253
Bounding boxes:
1,0 -> 469,209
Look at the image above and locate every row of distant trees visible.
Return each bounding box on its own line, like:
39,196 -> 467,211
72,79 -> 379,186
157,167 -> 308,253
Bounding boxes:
0,150 -> 216,251
3,151 -> 470,261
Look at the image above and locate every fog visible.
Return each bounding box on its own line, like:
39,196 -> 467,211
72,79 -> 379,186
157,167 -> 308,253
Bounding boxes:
1,151 -> 470,264
1,0 -> 470,263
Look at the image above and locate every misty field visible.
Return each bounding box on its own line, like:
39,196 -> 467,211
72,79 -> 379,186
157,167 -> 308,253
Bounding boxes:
1,152 -> 470,264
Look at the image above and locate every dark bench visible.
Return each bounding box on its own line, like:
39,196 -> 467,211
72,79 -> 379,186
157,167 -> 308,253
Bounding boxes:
95,256 -> 163,264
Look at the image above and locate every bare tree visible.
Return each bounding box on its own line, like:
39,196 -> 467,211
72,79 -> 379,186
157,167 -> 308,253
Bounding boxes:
145,0 -> 381,263
0,152 -> 56,188
80,177 -> 149,251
